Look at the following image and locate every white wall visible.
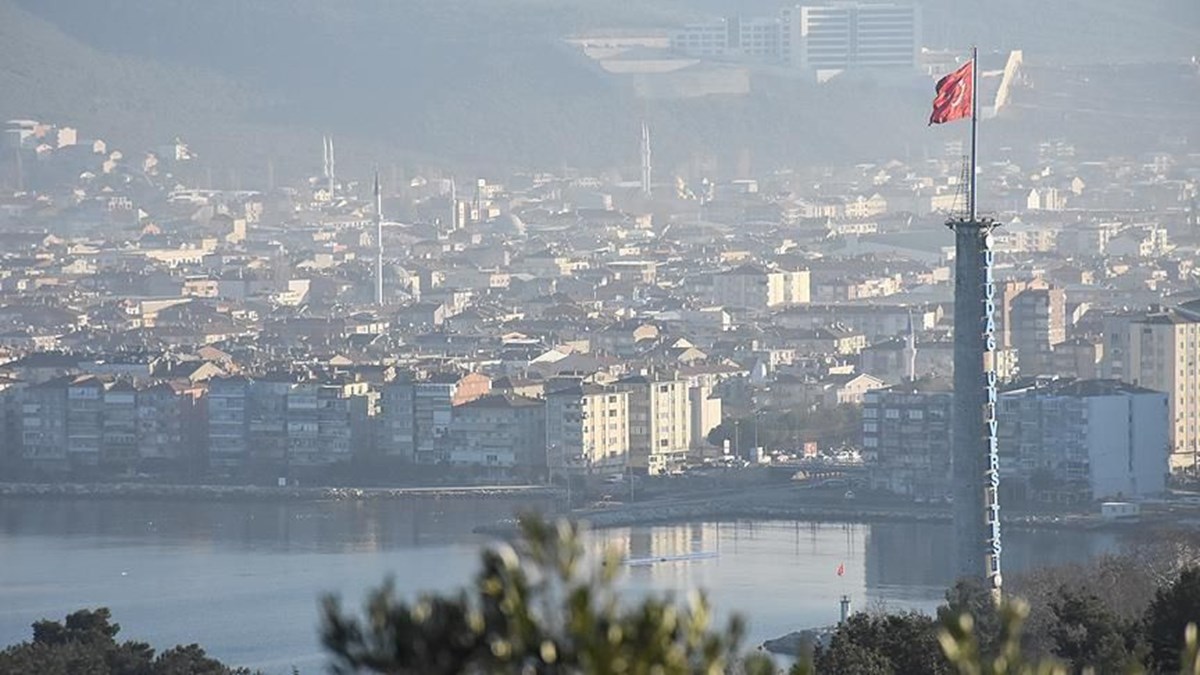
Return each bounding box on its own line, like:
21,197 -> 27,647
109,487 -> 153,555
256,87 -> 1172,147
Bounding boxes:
1086,392 -> 1168,499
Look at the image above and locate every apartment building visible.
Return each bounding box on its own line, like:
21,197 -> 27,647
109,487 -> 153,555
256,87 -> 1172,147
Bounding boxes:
413,372 -> 491,464
447,393 -> 547,475
614,374 -> 691,475
999,379 -> 1168,501
546,383 -> 630,477
1011,287 -> 1067,376
66,376 -> 104,467
207,375 -> 249,468
378,376 -> 416,461
21,376 -> 71,471
711,264 -> 809,313
136,382 -> 205,468
1124,308 -> 1200,471
863,379 -> 954,498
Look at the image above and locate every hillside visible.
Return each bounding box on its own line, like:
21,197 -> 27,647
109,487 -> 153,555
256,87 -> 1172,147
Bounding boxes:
2,0 -> 1196,182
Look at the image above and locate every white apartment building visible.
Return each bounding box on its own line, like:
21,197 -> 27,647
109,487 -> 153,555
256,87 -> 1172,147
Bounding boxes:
999,379 -> 1168,500
1124,308 -> 1200,472
546,383 -> 630,477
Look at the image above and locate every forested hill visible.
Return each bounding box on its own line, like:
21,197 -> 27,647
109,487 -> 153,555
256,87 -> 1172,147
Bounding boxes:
2,0 -> 1195,180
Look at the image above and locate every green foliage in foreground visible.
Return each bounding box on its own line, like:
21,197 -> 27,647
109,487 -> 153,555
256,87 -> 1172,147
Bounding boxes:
323,516 -> 1200,675
0,608 -> 253,675
802,569 -> 1200,675
321,517 -> 775,675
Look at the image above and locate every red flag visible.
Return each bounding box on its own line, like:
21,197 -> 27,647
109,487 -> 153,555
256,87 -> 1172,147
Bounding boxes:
836,563 -> 845,577
928,60 -> 974,125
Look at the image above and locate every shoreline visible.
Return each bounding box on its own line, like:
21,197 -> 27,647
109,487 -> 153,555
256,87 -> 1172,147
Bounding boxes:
2,482 -> 1185,536
0,482 -> 561,502
477,500 -> 1161,535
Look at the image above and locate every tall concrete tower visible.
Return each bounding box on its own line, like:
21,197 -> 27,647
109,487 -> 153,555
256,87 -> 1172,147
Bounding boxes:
374,171 -> 384,307
949,216 -> 1001,595
640,122 -> 652,197
933,48 -> 1002,600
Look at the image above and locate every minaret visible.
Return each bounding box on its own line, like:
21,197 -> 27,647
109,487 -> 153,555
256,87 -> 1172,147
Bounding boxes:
374,171 -> 384,307
449,176 -> 458,231
322,136 -> 330,189
327,136 -> 336,196
640,122 -> 652,197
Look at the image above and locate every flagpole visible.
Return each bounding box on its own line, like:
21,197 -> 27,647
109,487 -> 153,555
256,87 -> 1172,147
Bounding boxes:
969,45 -> 978,223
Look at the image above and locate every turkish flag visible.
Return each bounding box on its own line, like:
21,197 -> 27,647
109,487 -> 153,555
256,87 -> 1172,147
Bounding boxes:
929,60 -> 974,125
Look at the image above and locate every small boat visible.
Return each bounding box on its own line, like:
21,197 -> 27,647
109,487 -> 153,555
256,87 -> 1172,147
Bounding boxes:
623,551 -> 719,567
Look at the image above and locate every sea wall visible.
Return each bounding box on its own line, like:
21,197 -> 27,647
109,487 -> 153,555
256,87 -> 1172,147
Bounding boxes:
0,482 -> 560,503
478,498 -> 1149,535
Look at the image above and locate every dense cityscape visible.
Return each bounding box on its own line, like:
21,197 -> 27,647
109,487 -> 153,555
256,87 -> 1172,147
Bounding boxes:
2,99 -> 1198,508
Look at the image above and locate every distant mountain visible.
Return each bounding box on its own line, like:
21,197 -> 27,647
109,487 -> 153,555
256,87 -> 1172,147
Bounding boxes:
2,0 -> 1196,183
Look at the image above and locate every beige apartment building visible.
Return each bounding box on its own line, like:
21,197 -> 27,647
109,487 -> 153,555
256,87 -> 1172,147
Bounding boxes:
1124,309 -> 1200,472
614,374 -> 691,475
711,264 -> 810,312
545,383 -> 630,477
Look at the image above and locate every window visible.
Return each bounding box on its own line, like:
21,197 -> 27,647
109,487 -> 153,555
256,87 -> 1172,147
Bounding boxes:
885,408 -> 900,419
908,409 -> 924,420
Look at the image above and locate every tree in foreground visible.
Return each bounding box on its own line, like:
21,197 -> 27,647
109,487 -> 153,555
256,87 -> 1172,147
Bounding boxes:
1145,567 -> 1200,673
938,598 -> 1200,675
813,611 -> 952,675
0,608 -> 251,675
321,516 -> 775,675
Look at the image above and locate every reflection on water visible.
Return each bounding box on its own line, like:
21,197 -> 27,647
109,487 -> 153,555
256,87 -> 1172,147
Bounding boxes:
0,496 -> 555,554
863,521 -> 1120,592
0,498 -> 1121,674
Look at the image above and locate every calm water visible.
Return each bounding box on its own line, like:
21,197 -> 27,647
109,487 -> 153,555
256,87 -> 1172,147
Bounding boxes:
0,498 -> 1119,673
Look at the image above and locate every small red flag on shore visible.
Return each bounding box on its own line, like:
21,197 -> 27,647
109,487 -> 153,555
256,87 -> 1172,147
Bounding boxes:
836,562 -> 845,577
929,60 -> 974,125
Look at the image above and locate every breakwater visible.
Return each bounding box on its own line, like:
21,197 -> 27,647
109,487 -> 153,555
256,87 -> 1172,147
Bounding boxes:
477,498 -> 1145,535
0,482 -> 560,503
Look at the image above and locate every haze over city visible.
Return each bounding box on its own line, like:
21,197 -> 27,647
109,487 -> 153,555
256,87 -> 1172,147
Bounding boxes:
0,1 -> 1198,674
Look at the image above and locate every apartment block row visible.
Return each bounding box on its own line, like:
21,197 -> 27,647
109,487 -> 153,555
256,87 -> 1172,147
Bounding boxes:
3,370 -> 722,479
13,375 -> 206,472
863,378 -> 1169,503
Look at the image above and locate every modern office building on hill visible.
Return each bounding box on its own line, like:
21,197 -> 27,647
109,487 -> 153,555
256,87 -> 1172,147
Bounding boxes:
670,3 -> 920,73
782,3 -> 920,71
